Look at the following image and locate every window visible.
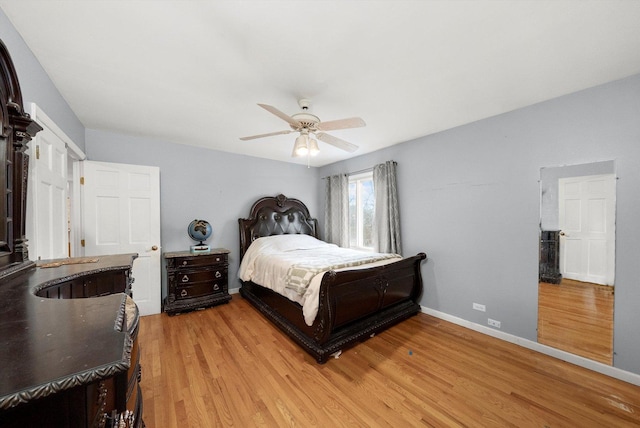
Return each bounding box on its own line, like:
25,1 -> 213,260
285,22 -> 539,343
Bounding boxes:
348,171 -> 374,250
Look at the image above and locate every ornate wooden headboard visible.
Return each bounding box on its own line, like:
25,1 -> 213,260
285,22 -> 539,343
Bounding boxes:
238,194 -> 318,260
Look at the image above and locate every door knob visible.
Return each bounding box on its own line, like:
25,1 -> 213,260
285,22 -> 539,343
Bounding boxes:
151,245 -> 158,251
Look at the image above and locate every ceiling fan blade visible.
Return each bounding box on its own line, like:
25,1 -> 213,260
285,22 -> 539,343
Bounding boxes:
257,103 -> 300,128
317,132 -> 359,153
317,117 -> 366,131
239,129 -> 293,141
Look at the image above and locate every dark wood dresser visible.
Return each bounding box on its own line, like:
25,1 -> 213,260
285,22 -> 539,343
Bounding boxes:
0,254 -> 143,428
163,249 -> 231,314
0,38 -> 142,427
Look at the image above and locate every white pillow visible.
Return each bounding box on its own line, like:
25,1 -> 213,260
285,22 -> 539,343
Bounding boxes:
250,234 -> 333,253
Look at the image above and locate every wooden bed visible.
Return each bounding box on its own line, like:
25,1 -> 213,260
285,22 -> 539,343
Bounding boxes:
238,194 -> 426,363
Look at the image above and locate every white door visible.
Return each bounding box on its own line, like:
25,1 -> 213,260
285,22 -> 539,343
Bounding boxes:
29,122 -> 68,260
27,104 -> 86,260
82,161 -> 161,315
559,174 -> 616,285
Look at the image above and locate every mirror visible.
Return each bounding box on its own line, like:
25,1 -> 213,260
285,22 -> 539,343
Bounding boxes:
538,161 -> 615,365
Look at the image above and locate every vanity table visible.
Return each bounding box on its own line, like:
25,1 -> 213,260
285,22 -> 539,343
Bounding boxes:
0,40 -> 142,427
0,254 -> 143,428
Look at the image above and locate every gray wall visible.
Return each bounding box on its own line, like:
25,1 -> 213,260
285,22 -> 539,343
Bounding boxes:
0,9 -> 85,150
85,129 -> 321,295
319,73 -> 640,375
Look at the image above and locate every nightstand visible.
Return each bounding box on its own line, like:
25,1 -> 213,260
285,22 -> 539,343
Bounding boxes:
163,249 -> 231,314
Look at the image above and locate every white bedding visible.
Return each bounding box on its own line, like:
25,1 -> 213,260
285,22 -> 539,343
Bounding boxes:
238,234 -> 401,326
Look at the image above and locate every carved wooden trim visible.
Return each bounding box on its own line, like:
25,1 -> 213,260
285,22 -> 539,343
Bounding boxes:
114,294 -> 128,332
165,292 -> 231,313
0,38 -> 42,280
0,259 -> 35,281
0,358 -> 132,410
31,264 -> 134,295
0,292 -> 136,411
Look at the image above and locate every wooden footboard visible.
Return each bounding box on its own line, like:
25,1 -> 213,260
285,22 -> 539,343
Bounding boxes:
240,252 -> 426,363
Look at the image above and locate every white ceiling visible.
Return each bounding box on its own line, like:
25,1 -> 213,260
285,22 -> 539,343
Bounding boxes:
2,1 -> 640,167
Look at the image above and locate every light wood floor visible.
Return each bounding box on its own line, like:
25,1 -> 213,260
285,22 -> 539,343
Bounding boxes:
538,279 -> 614,365
139,295 -> 639,427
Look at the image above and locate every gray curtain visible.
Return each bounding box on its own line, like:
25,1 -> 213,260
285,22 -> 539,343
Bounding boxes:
324,174 -> 349,247
373,161 -> 402,255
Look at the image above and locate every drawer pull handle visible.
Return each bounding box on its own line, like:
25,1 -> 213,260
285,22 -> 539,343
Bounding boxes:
182,261 -> 188,266
181,275 -> 189,283
213,284 -> 220,291
180,289 -> 188,297
215,271 -> 222,279
216,257 -> 220,262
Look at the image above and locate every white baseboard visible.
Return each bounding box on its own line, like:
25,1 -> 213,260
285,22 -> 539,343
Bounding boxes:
421,305 -> 640,387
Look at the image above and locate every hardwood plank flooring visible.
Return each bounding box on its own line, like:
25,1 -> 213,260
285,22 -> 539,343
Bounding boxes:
139,295 -> 639,427
538,279 -> 614,365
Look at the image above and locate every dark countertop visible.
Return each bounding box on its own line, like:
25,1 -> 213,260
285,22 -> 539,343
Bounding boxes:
0,254 -> 137,410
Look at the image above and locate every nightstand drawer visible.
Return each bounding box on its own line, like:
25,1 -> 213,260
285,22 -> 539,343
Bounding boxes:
174,254 -> 227,268
176,268 -> 226,285
176,281 -> 225,300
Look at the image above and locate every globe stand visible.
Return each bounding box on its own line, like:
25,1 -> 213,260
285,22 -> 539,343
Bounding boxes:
190,242 -> 210,253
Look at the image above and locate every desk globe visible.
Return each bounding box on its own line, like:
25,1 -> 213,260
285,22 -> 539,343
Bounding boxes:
188,219 -> 212,253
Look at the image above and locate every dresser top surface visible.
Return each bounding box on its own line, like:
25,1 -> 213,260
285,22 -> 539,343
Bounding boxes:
164,248 -> 230,258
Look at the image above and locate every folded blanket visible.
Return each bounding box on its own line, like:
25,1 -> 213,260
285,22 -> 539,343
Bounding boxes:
285,250 -> 400,295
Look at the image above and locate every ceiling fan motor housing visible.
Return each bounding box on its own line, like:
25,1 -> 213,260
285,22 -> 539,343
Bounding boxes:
291,112 -> 320,131
292,99 -> 318,130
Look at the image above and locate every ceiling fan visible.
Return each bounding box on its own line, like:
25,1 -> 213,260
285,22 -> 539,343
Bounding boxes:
240,99 -> 366,157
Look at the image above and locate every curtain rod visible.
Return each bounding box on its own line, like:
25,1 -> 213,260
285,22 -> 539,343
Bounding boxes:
321,161 -> 396,180
321,167 -> 371,180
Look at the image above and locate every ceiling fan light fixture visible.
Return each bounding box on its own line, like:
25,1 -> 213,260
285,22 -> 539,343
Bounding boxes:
294,134 -> 308,156
308,137 -> 319,156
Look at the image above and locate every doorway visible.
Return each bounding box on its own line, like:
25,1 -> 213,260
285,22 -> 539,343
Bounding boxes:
26,104 -> 85,261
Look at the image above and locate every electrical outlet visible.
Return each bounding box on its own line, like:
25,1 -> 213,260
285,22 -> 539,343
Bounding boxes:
488,318 -> 501,328
472,303 -> 486,312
